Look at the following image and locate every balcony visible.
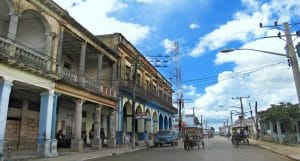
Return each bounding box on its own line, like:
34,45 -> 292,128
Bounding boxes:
0,37 -> 56,78
60,67 -> 116,98
118,80 -> 177,114
0,37 -> 116,98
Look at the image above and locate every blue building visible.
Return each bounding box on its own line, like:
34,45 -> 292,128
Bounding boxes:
98,33 -> 178,145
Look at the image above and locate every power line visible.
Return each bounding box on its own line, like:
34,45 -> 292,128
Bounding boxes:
172,61 -> 285,86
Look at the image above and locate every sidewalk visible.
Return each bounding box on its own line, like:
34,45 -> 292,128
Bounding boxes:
250,139 -> 300,161
7,145 -> 149,161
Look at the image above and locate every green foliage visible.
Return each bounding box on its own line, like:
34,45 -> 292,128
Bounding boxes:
259,102 -> 300,121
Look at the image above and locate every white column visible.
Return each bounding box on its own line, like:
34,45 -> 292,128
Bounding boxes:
37,90 -> 56,157
0,80 -> 13,154
276,121 -> 283,144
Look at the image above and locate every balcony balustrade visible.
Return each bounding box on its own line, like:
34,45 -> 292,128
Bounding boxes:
60,67 -> 116,98
0,37 -> 116,98
0,37 -> 54,75
118,80 -> 176,113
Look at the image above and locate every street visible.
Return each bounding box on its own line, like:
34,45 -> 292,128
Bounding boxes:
91,136 -> 292,161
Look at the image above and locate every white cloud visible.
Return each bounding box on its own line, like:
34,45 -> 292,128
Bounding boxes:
135,0 -> 156,3
161,38 -> 175,54
183,85 -> 197,96
53,0 -> 150,44
189,0 -> 300,57
189,23 -> 199,29
189,0 -> 300,129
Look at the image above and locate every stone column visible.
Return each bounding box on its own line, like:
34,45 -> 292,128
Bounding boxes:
71,99 -> 84,152
92,105 -> 102,149
37,90 -> 56,157
19,100 -> 29,149
97,53 -> 103,84
79,42 -> 87,75
112,62 -> 117,85
7,11 -> 21,41
44,32 -> 56,72
108,110 -> 116,148
0,80 -> 13,154
56,27 -> 64,75
50,93 -> 60,156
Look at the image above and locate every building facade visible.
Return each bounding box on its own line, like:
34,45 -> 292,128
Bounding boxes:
98,33 -> 177,145
0,0 -> 119,157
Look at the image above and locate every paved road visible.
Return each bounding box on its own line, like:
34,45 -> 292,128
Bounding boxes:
90,136 -> 292,161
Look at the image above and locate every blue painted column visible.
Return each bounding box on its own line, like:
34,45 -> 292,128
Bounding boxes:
0,80 -> 13,154
50,93 -> 60,156
36,91 -> 55,157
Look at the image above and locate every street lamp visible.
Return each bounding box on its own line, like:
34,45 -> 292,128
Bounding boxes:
220,46 -> 300,104
221,48 -> 289,58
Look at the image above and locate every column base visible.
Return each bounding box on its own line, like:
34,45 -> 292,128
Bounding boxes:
0,140 -> 5,154
50,139 -> 58,156
107,138 -> 116,148
71,138 -> 83,152
91,138 -> 102,150
37,139 -> 58,157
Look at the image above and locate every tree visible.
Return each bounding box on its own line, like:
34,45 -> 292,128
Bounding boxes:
259,102 -> 300,134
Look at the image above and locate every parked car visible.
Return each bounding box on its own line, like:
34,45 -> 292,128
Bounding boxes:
154,130 -> 179,147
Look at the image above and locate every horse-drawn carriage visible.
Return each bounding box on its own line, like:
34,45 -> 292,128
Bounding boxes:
183,127 -> 204,150
231,126 -> 249,147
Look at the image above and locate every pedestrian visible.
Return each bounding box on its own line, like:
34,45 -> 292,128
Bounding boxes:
100,128 -> 105,146
125,133 -> 131,147
82,131 -> 87,146
144,131 -> 149,147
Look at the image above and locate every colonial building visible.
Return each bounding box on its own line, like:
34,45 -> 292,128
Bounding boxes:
98,33 -> 177,145
0,0 -> 118,157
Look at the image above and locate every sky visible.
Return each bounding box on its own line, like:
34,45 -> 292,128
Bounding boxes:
53,0 -> 300,129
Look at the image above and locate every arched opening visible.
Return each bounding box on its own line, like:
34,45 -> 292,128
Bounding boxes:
145,109 -> 151,133
135,106 -> 143,133
16,10 -> 50,54
153,112 -> 158,133
122,101 -> 132,139
169,117 -> 172,130
159,114 -> 163,131
164,116 -> 168,130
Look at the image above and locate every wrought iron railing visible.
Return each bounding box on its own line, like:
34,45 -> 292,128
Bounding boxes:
118,80 -> 176,113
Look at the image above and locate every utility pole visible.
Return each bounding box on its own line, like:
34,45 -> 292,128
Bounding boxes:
131,55 -> 139,149
200,115 -> 203,128
178,96 -> 182,136
229,111 -> 233,126
232,96 -> 250,127
283,22 -> 300,103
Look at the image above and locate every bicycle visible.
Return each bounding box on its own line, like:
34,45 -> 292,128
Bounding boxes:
0,145 -> 12,161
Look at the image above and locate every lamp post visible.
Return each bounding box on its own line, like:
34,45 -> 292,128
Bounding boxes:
220,44 -> 300,104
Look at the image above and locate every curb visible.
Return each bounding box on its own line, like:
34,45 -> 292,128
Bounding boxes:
252,142 -> 300,161
81,146 -> 148,161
